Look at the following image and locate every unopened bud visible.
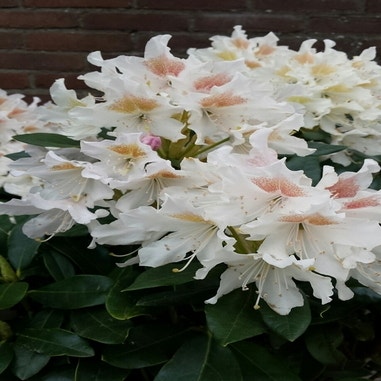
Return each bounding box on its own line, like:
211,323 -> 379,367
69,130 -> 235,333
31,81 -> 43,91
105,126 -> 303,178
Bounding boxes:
141,133 -> 162,150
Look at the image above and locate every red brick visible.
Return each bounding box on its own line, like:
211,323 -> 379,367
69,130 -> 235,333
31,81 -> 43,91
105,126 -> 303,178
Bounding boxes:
0,71 -> 30,89
23,0 -> 132,7
193,14 -> 306,33
0,52 -> 88,71
165,33 -> 217,54
25,31 -> 133,52
21,91 -> 51,104
335,36 -> 381,59
132,32 -> 210,57
81,12 -> 190,31
307,16 -> 381,34
0,31 -> 23,49
367,0 -> 381,12
278,35 -> 324,51
137,0 -> 247,10
134,32 -> 218,56
0,10 -> 79,28
0,0 -> 20,7
33,72 -> 91,89
254,0 -> 364,12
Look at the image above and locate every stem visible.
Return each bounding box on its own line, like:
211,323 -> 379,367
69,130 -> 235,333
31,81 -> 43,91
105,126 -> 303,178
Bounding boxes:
179,132 -> 198,157
192,137 -> 230,157
227,226 -> 252,254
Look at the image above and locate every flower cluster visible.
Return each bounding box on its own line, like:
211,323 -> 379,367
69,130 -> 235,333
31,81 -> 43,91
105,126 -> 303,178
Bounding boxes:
1,27 -> 381,315
190,26 -> 381,165
0,90 -> 53,196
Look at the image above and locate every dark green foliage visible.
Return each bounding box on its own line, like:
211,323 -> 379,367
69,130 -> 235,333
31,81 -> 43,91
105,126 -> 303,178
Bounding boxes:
0,222 -> 381,381
1,125 -> 381,380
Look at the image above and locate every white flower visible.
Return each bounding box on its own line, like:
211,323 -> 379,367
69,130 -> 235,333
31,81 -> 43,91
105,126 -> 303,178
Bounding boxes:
91,194 -> 231,269
81,132 -> 167,192
206,250 -> 333,315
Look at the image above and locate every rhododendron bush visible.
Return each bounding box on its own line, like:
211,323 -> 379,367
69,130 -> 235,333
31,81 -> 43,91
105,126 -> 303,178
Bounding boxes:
1,27 -> 381,380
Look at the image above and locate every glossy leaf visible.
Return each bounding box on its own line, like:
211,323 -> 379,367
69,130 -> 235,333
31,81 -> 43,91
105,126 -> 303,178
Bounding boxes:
4,151 -> 30,161
205,288 -> 267,346
305,325 -> 346,365
0,256 -> 17,282
126,261 -> 201,291
136,272 -> 220,307
260,301 -> 311,342
17,328 -> 94,357
231,341 -> 302,381
0,342 -> 13,375
47,237 -> 114,275
102,324 -> 189,369
26,309 -> 64,329
29,366 -> 76,381
353,286 -> 381,304
29,275 -> 113,309
70,308 -> 132,344
0,282 -> 28,309
308,141 -> 347,156
286,155 -> 322,185
11,344 -> 50,380
154,334 -> 242,381
13,133 -> 80,148
7,224 -> 41,271
74,359 -> 129,381
0,215 -> 17,254
106,267 -> 149,320
42,251 -> 75,281
299,127 -> 331,143
0,321 -> 12,341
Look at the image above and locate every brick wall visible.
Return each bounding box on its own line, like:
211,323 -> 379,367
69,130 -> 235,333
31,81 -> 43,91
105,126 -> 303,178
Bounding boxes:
0,0 -> 380,102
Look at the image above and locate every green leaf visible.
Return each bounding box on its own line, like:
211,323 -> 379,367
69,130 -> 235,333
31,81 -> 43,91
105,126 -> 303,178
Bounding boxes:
0,321 -> 12,341
7,224 -> 41,271
126,260 -> 201,291
75,359 -> 129,381
11,344 -> 50,380
17,328 -> 94,357
47,237 -> 114,275
310,299 -> 358,325
308,141 -> 347,156
4,151 -> 30,161
0,282 -> 28,309
0,215 -> 17,254
136,268 -> 221,307
56,224 -> 89,237
260,301 -> 311,342
42,250 -> 75,281
13,133 -> 80,148
29,275 -> 113,309
70,308 -> 132,344
231,341 -> 302,381
106,267 -> 150,320
102,324 -> 189,369
353,286 -> 381,304
305,325 -> 346,365
0,256 -> 17,282
205,288 -> 267,346
299,127 -> 331,143
0,342 -> 13,375
154,334 -> 242,381
286,155 -> 322,185
26,309 -> 64,329
29,366 -> 75,381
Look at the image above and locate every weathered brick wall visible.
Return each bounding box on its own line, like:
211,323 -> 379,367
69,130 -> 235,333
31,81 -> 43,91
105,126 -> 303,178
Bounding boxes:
0,0 -> 380,102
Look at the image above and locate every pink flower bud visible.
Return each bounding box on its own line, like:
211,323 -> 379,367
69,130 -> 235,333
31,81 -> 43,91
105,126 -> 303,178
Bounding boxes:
140,133 -> 162,150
